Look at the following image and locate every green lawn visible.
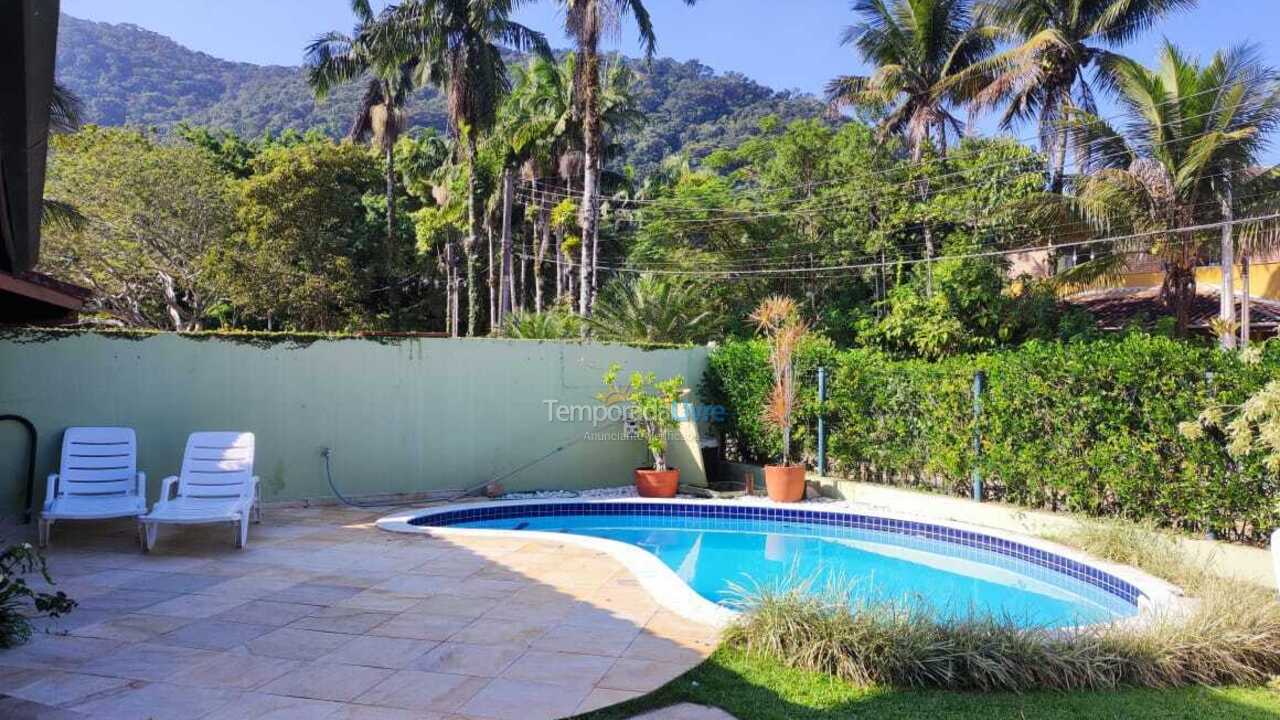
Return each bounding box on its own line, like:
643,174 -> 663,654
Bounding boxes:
574,647 -> 1280,720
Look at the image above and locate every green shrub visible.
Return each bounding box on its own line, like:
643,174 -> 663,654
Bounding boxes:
704,334 -> 1280,542
0,543 -> 76,648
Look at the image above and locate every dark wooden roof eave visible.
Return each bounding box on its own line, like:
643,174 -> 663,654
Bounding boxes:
0,0 -> 60,274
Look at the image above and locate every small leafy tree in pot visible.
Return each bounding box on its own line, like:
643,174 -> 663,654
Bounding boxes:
0,542 -> 76,648
751,296 -> 810,502
601,363 -> 687,497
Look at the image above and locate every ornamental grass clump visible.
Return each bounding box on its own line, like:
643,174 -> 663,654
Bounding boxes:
724,523 -> 1280,692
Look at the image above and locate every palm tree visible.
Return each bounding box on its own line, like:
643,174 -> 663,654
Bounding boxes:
1060,42 -> 1280,336
370,0 -> 550,336
587,274 -> 719,344
558,0 -> 698,321
42,82 -> 87,232
507,55 -> 580,314
827,0 -> 996,162
307,1 -> 418,324
971,0 -> 1196,191
827,0 -> 994,288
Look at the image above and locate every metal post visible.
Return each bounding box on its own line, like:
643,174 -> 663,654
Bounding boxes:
971,371 -> 986,503
816,367 -> 827,477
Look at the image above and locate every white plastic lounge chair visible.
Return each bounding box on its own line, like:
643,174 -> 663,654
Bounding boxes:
140,432 -> 260,551
39,427 -> 147,547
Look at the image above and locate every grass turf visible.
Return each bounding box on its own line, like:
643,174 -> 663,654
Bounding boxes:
573,647 -> 1280,720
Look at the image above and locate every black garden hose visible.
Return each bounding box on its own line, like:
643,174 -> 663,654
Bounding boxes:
0,415 -> 37,524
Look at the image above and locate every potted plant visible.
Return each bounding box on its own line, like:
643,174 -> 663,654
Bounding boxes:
751,296 -> 810,502
601,364 -> 687,498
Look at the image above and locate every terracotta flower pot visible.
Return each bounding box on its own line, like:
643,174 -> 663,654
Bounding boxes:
634,468 -> 680,498
764,464 -> 806,503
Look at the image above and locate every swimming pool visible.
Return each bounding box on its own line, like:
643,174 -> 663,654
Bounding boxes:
390,500 -> 1151,629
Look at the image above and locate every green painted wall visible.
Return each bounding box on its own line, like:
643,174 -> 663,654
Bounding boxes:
0,332 -> 708,519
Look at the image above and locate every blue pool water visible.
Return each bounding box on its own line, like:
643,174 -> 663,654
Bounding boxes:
452,512 -> 1137,628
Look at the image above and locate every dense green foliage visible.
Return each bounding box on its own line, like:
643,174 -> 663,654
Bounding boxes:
704,334 -> 1280,541
0,544 -> 76,649
54,14 -> 823,178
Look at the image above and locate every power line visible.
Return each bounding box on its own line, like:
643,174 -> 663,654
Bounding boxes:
518,81 -> 1276,214
522,184 -> 1280,272
515,214 -> 1280,278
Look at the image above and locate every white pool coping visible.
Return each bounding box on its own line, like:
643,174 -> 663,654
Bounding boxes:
377,497 -> 1184,630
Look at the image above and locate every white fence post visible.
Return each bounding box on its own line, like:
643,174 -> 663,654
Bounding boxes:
1273,528 -> 1280,595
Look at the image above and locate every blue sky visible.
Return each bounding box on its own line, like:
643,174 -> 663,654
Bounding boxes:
61,0 -> 1280,93
60,0 -> 1280,156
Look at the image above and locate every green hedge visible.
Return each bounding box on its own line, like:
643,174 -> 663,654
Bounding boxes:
702,334 -> 1280,543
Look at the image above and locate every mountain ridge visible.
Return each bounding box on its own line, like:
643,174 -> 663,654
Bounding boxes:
54,13 -> 827,175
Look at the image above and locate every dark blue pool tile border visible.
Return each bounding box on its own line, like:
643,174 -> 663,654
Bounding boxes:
410,502 -> 1144,606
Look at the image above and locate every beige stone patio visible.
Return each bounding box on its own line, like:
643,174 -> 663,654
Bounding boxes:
0,505 -> 720,719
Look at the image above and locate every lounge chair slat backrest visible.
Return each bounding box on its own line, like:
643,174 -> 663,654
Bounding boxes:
179,432 -> 255,499
58,427 -> 137,498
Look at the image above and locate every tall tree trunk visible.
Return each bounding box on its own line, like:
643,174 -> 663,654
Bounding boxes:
500,167 -> 515,321
385,140 -> 399,327
535,192 -> 550,313
579,45 -> 601,321
1049,91 -> 1071,193
445,240 -> 459,337
464,136 -> 481,336
555,227 -> 563,300
487,223 -> 496,330
590,155 -> 601,307
1219,182 -> 1236,349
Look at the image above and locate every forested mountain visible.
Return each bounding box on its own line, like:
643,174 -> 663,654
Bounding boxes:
54,14 -> 826,175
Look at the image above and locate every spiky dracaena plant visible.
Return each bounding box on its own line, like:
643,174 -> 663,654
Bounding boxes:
751,296 -> 810,467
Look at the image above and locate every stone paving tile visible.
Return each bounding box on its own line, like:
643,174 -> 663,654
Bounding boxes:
355,669 -> 489,712
144,592 -> 248,619
629,703 -> 740,720
195,575 -> 299,600
366,611 -> 474,642
326,704 -> 450,720
448,617 -> 550,647
0,635 -> 124,671
75,588 -> 179,613
318,635 -> 437,669
459,677 -> 591,720
273,582 -> 366,606
117,571 -> 227,594
0,695 -> 87,720
259,662 -> 394,702
409,642 -> 525,677
78,642 -> 217,682
69,612 -> 192,642
244,627 -> 353,661
532,621 -> 643,657
167,651 -> 301,690
0,665 -> 46,693
597,658 -> 691,693
156,618 -> 276,651
577,687 -> 644,714
291,606 -> 398,635
405,594 -> 499,619
202,691 -> 343,720
4,671 -> 132,707
337,589 -> 423,613
500,649 -> 615,690
623,630 -> 713,665
69,681 -> 238,719
214,600 -> 319,627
